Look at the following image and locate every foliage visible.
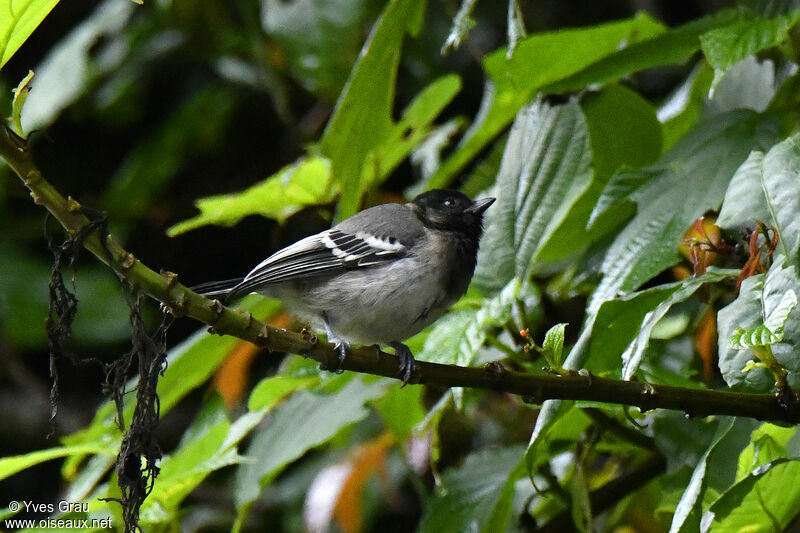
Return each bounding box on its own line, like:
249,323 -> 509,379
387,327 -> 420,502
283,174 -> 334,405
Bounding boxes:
3,0 -> 800,532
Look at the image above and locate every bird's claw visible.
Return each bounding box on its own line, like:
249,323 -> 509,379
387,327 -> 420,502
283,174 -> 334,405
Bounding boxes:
391,342 -> 416,386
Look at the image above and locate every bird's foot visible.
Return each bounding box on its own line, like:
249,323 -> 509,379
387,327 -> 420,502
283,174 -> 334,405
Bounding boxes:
390,342 -> 416,386
322,317 -> 349,374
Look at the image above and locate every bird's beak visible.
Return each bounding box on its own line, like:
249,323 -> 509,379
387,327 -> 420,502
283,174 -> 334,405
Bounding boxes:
465,197 -> 496,215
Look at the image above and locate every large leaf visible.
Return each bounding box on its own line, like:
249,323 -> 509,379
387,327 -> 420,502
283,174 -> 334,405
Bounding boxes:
704,459 -> 800,531
718,133 -> 800,263
669,417 -> 752,533
233,376 -> 389,514
700,5 -> 800,92
427,13 -> 665,189
0,0 -> 60,68
319,0 -> 426,218
473,99 -> 592,292
571,110 -> 779,371
717,257 -> 800,391
418,446 -> 526,533
588,268 -> 740,378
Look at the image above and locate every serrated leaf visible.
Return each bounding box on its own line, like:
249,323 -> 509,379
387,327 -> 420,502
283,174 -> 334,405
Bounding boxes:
167,157 -> 332,236
418,446 -> 525,533
718,257 -> 800,391
700,6 -> 800,93
473,100 -> 592,292
542,323 -> 567,369
717,133 -> 800,263
568,110 -> 779,373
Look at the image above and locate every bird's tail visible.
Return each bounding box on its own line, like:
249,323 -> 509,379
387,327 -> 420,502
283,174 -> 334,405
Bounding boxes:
190,277 -> 244,301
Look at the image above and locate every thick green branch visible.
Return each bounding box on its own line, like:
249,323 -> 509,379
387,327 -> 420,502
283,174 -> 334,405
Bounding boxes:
3,125 -> 800,424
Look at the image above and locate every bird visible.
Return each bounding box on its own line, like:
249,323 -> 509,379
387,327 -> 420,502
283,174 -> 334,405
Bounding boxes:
192,189 -> 495,384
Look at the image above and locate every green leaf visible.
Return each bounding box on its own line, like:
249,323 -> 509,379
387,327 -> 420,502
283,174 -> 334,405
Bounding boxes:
700,6 -> 800,92
141,398 -> 268,524
718,257 -> 800,391
0,0 -> 60,68
473,99 -> 592,291
371,385 -> 426,439
167,157 -> 332,236
706,56 -> 777,115
542,323 -> 567,369
543,9 -> 740,95
233,376 -> 389,513
588,269 -> 740,377
729,290 -> 797,348
417,277 -> 540,367
248,375 -> 319,411
705,459 -> 800,531
669,417 -> 741,533
10,69 -> 33,137
0,444 -> 112,483
418,446 -> 526,533
261,0 -> 369,101
427,12 -> 665,190
569,110 -> 779,371
736,423 -> 796,481
319,0 -> 426,218
718,132 -> 800,263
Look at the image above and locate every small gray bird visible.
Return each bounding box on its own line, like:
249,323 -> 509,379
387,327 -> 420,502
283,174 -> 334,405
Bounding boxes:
193,189 -> 495,384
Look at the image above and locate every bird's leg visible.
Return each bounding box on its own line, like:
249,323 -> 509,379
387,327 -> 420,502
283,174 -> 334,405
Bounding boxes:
389,342 -> 416,386
322,313 -> 348,373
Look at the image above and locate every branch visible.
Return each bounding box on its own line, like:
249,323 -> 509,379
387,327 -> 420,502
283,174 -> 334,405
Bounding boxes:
3,124 -> 800,424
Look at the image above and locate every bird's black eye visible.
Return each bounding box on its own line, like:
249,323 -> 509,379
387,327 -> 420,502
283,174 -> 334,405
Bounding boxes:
443,197 -> 455,207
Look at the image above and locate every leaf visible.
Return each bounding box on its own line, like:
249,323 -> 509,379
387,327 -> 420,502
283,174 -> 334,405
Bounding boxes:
718,257 -> 800,391
233,377 -> 389,514
736,423 -> 796,481
729,289 -> 797,348
167,157 -> 332,236
569,110 -> 779,371
248,375 -> 319,411
706,56 -> 778,115
0,444 -> 112,483
427,12 -> 665,189
700,6 -> 800,93
588,268 -> 740,378
704,459 -> 800,531
473,99 -> 592,292
542,323 -> 567,369
141,398 -> 268,524
319,0 -> 426,218
418,446 -> 526,533
261,0 -> 368,101
669,417 -> 739,533
0,0 -> 60,68
542,9 -> 740,95
716,151 -> 770,232
417,277 -> 540,367
10,69 -> 33,137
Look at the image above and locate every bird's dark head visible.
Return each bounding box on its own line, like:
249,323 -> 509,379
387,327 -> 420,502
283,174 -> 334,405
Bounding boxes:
411,189 -> 495,235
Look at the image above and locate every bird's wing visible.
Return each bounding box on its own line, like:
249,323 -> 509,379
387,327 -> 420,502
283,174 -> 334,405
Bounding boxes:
232,229 -> 408,294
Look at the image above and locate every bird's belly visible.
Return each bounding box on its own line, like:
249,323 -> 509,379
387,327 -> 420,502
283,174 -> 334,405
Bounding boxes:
288,258 -> 446,345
